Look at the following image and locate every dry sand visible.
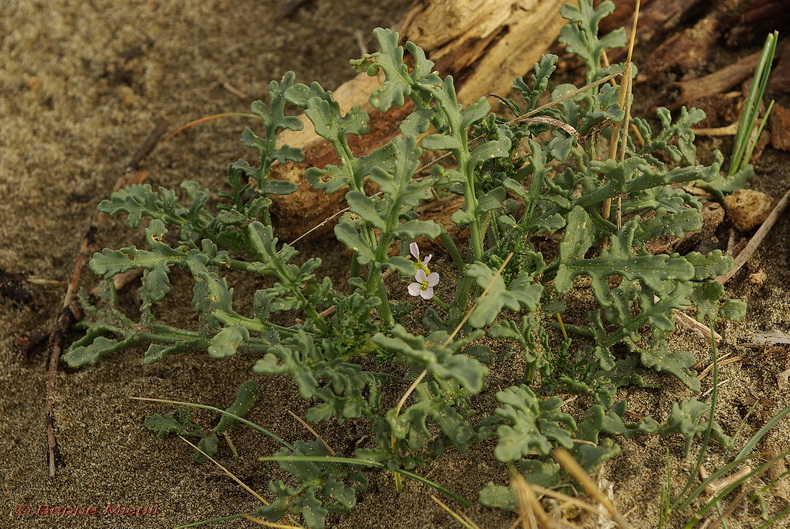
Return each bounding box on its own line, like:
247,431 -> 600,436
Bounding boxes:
1,1 -> 788,528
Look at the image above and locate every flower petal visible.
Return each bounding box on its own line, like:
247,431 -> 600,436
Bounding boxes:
410,242 -> 419,260
426,272 -> 440,286
420,287 -> 434,300
407,283 -> 422,297
414,269 -> 428,282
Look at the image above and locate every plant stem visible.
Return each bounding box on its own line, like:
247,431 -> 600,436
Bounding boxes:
439,227 -> 465,272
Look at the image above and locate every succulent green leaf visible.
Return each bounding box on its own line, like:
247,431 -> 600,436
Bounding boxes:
421,133 -> 461,152
391,219 -> 441,240
469,126 -> 511,167
305,98 -> 370,142
214,380 -> 259,433
661,398 -> 733,449
559,0 -> 626,83
386,380 -> 476,452
477,187 -> 506,212
479,484 -> 517,511
382,255 -> 415,275
466,263 -> 543,328
602,402 -> 660,437
372,325 -> 488,393
208,324 -> 250,359
345,191 -> 386,230
263,179 -> 299,195
334,223 -> 376,264
460,97 -> 490,129
62,336 -> 133,368
144,408 -> 204,439
493,385 -> 576,461
361,28 -> 441,112
692,280 -> 726,323
195,432 -> 219,463
557,217 -> 695,304
640,346 -> 700,391
685,251 -> 733,280
142,342 -> 195,364
719,299 -> 746,321
450,209 -> 474,225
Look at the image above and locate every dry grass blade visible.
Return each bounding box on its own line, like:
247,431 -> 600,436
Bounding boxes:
704,465 -> 754,496
163,112 -> 256,143
716,188 -> 790,284
178,436 -> 270,506
707,461 -> 776,529
287,409 -> 335,455
692,121 -> 740,137
674,309 -> 722,343
553,448 -> 634,529
430,494 -> 482,529
512,472 -> 555,529
530,484 -> 600,515
240,513 -> 304,529
696,356 -> 743,381
221,80 -> 250,100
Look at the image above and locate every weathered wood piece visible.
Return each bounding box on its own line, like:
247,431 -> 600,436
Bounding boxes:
270,0 -> 567,241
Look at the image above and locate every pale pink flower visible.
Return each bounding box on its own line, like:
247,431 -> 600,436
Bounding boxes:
408,269 -> 440,300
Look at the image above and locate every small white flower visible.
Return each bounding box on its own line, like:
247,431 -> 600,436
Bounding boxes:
409,242 -> 432,273
407,269 -> 440,300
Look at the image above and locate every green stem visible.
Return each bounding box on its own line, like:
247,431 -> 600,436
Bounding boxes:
546,320 -> 594,337
366,265 -> 393,325
450,275 -> 475,325
457,147 -> 484,262
246,237 -> 327,329
431,296 -> 449,312
133,397 -> 294,451
439,227 -> 465,272
211,310 -> 299,337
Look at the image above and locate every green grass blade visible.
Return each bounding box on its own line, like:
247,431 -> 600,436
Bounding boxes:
735,404 -> 790,462
730,31 -> 778,175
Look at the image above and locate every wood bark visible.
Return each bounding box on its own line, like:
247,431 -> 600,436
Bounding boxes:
269,0 -> 567,241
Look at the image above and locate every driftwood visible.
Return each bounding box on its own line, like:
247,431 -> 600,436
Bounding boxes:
669,51 -> 761,109
268,0 -> 785,241
269,0 -> 568,241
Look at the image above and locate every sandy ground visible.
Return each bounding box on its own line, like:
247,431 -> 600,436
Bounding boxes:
1,1 -> 789,529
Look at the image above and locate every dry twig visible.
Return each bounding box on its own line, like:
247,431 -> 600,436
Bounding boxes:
44,117 -> 169,477
671,51 -> 761,108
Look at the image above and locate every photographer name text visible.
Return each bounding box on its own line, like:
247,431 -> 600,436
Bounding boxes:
15,504 -> 160,517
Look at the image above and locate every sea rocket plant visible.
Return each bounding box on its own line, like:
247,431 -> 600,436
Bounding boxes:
62,3 -> 754,526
